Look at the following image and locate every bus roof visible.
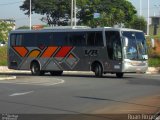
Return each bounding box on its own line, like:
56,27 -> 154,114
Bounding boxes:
10,27 -> 143,33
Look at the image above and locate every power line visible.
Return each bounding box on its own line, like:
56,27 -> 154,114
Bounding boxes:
0,1 -> 23,6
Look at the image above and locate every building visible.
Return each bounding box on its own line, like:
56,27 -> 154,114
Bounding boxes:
150,16 -> 160,25
150,16 -> 160,35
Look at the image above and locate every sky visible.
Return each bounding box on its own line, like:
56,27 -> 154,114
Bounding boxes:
0,0 -> 160,28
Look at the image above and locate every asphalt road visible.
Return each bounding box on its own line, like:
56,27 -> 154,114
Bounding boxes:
0,72 -> 160,119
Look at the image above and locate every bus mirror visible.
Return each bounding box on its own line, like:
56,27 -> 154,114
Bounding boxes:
123,37 -> 128,47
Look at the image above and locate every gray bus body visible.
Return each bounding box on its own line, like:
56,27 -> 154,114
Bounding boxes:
8,27 -> 148,77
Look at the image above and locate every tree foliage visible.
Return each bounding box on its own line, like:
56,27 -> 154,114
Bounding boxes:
17,26 -> 30,29
20,0 -> 137,27
128,16 -> 147,32
20,0 -> 71,26
77,0 -> 136,27
0,20 -> 14,42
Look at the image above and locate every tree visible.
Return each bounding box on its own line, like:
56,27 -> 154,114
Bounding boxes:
128,16 -> 147,32
0,20 -> 14,42
20,0 -> 137,27
77,0 -> 136,27
20,0 -> 71,26
17,26 -> 30,29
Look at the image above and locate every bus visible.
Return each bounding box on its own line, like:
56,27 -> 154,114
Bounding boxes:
8,27 -> 148,78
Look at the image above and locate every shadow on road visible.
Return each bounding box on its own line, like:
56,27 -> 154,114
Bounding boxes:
0,72 -> 133,79
75,96 -> 160,109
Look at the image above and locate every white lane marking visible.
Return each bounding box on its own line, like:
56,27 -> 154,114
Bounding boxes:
1,78 -> 65,86
9,78 -> 65,97
9,91 -> 33,97
50,78 -> 65,85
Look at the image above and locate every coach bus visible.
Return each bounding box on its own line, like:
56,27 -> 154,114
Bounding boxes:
8,27 -> 148,78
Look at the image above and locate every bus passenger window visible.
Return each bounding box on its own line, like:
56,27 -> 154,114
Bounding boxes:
22,33 -> 36,47
87,32 -> 95,46
10,34 -> 23,46
95,32 -> 103,46
69,32 -> 86,46
37,33 -> 52,46
87,32 -> 103,46
16,35 -> 23,46
52,32 -> 68,46
10,34 -> 16,46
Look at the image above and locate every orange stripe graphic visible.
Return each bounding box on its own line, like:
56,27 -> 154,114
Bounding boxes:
29,50 -> 41,58
42,46 -> 58,58
55,47 -> 73,58
13,47 -> 28,57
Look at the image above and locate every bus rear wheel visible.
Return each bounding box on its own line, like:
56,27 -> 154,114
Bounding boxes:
94,63 -> 103,77
50,71 -> 63,76
116,73 -> 124,78
31,62 -> 44,76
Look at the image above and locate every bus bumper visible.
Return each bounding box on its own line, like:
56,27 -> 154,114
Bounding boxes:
122,60 -> 148,73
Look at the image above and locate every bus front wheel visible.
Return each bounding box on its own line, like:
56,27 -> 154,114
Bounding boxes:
31,62 -> 44,76
94,63 -> 103,77
116,73 -> 124,78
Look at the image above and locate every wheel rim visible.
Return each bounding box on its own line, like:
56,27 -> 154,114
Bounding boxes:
95,64 -> 102,77
31,63 -> 40,75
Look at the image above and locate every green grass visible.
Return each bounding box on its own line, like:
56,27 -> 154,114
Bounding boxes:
0,46 -> 7,66
148,57 -> 160,67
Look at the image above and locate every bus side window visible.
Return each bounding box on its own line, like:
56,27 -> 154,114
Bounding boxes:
87,32 -> 95,46
52,32 -> 68,46
95,32 -> 103,46
69,32 -> 86,46
16,34 -> 23,46
37,33 -> 51,46
22,33 -> 36,47
10,34 -> 16,46
10,34 -> 23,46
87,32 -> 103,46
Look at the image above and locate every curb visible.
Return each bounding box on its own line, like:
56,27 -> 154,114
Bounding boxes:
146,67 -> 160,74
0,76 -> 16,81
0,66 -> 159,74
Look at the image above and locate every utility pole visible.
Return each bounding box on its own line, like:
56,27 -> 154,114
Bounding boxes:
147,0 -> 150,35
140,0 -> 142,16
71,0 -> 77,26
74,0 -> 77,26
30,0 -> 32,30
71,0 -> 73,26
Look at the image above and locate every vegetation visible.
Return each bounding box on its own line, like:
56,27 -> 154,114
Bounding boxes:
17,26 -> 30,29
0,46 -> 7,66
127,16 -> 147,32
20,0 -> 71,26
20,0 -> 136,27
148,57 -> 160,67
0,20 -> 14,42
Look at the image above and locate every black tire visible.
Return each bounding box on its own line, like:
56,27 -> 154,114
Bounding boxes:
94,63 -> 103,77
116,73 -> 124,78
50,71 -> 63,76
31,62 -> 43,76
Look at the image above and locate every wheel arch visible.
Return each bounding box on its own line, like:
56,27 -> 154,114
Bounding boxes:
30,60 -> 41,70
91,61 -> 104,72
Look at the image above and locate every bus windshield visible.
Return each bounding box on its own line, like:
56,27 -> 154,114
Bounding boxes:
122,31 -> 147,60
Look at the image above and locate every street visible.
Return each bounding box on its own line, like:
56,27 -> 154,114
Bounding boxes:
0,72 -> 159,119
